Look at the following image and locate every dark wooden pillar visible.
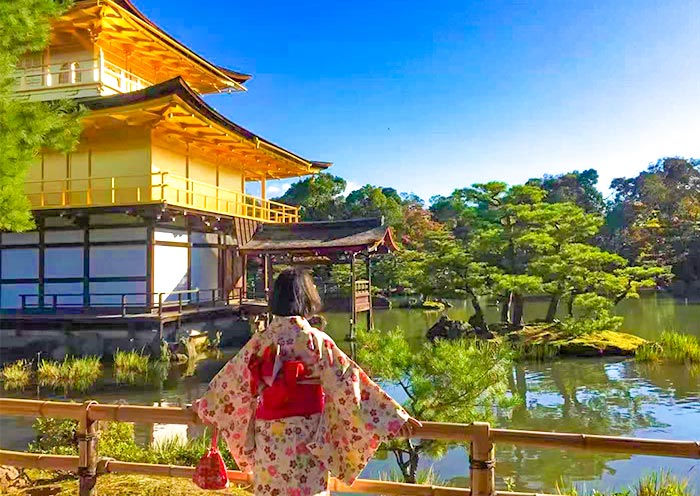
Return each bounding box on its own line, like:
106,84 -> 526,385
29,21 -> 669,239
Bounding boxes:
82,221 -> 90,308
366,253 -> 374,330
263,254 -> 271,301
38,217 -> 45,308
146,218 -> 155,309
348,252 -> 356,340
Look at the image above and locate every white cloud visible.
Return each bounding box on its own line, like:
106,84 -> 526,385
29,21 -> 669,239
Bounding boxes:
266,182 -> 291,196
343,180 -> 360,196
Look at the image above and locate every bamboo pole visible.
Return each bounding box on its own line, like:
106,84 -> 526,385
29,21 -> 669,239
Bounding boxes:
78,401 -> 98,496
491,428 -> 700,459
470,422 -> 495,496
88,403 -> 199,425
0,399 -> 86,419
0,449 -> 561,496
0,450 -> 79,472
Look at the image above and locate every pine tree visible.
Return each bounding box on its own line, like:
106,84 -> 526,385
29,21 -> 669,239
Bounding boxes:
0,0 -> 82,231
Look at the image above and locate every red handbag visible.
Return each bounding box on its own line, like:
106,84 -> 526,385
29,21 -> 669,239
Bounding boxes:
193,427 -> 229,490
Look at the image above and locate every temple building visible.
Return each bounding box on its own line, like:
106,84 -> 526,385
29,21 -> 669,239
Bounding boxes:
1,0 -> 397,357
1,0 -> 332,344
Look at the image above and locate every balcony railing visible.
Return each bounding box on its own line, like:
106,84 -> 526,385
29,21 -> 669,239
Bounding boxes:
14,57 -> 151,95
24,171 -> 299,223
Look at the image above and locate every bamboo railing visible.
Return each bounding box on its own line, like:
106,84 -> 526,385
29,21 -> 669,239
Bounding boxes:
2,398 -> 699,496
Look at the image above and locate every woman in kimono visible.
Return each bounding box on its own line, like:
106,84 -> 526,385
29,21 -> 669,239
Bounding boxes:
194,267 -> 420,495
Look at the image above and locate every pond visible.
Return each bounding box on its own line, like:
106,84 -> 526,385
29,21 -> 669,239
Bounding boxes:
1,295 -> 699,494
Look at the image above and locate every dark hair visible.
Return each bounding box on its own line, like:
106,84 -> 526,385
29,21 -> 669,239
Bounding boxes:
269,268 -> 322,318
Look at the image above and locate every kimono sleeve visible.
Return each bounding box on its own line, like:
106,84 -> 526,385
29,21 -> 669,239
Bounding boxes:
307,333 -> 410,485
197,334 -> 262,472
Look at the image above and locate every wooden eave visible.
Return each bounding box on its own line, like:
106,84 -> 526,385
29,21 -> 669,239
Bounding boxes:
52,0 -> 250,94
239,218 -> 399,256
79,78 -> 330,180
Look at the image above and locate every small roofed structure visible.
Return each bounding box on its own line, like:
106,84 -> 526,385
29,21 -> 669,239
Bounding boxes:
239,218 -> 398,338
239,218 -> 398,258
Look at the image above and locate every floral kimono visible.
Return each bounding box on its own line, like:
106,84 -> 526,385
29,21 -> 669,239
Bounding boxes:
197,316 -> 409,496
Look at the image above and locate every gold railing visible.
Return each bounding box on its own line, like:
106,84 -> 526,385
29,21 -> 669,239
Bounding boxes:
2,398 -> 700,496
14,58 -> 151,94
24,171 -> 299,223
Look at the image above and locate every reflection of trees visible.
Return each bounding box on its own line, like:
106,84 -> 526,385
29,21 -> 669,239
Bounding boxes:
495,359 -> 663,493
632,361 -> 700,403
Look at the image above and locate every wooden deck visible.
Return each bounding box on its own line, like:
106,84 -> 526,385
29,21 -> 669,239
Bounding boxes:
0,299 -> 268,329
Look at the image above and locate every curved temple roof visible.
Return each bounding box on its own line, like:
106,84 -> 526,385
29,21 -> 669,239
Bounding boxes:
111,0 -> 251,85
57,0 -> 250,93
239,218 -> 399,256
81,77 -> 331,178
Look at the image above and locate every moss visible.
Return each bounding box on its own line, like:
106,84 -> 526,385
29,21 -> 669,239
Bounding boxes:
421,300 -> 446,311
511,325 -> 647,358
8,473 -> 251,495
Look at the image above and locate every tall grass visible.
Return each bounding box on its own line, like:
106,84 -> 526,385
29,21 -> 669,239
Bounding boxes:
0,359 -> 32,390
561,470 -> 691,496
38,356 -> 102,394
114,349 -> 150,385
113,349 -> 170,387
636,332 -> 700,364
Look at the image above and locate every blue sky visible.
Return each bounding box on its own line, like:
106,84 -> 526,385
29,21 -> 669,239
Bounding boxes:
136,0 -> 699,202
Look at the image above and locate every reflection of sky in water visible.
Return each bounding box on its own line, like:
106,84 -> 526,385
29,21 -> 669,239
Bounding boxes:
2,298 -> 699,494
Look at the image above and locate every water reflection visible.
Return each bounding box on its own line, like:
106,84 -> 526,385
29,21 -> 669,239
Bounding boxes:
1,298 -> 699,493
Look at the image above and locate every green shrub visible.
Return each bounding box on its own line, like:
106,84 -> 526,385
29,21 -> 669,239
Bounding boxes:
28,417 -> 79,455
29,417 -> 236,469
562,294 -> 623,335
1,359 -> 32,390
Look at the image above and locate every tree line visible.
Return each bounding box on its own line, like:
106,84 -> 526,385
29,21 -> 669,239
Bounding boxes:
278,158 -> 699,331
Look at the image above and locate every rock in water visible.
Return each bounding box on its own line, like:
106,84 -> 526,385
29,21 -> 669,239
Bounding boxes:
427,316 -> 469,341
427,316 -> 495,341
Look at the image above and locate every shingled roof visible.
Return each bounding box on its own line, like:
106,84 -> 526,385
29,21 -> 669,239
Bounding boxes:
239,218 -> 398,255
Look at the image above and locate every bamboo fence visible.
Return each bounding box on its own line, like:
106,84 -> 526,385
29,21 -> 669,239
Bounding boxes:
1,398 -> 699,496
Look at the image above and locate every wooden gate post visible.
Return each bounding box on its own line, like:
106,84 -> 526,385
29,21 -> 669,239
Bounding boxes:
470,422 -> 495,496
78,401 -> 99,496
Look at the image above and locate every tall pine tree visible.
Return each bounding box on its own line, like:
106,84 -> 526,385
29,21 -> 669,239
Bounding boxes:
0,0 -> 82,231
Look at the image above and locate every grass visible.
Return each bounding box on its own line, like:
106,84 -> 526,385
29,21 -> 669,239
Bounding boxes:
561,470 -> 692,496
114,349 -> 150,385
636,331 -> 700,364
1,359 -> 32,390
37,356 -> 102,394
5,472 -> 251,495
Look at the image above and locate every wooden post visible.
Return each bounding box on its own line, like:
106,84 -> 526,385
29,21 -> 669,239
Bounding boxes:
78,401 -> 98,496
242,254 -> 248,301
366,253 -> 374,330
470,422 -> 495,496
348,253 -> 356,340
263,254 -> 271,301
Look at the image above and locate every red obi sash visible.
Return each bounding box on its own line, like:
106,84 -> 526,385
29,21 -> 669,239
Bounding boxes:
248,345 -> 324,420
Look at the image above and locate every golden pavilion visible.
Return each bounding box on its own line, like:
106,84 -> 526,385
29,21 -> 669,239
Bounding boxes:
2,0 -> 330,318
